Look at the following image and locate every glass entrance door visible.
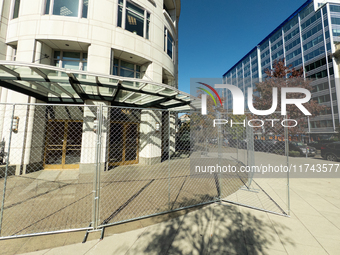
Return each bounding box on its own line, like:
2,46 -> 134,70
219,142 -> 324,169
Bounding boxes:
44,120 -> 83,169
109,122 -> 139,166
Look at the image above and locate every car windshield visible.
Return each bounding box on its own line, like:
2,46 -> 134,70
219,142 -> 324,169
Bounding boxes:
293,142 -> 304,146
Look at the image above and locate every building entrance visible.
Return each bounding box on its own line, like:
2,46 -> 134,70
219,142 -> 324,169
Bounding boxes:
44,120 -> 83,169
108,122 -> 139,166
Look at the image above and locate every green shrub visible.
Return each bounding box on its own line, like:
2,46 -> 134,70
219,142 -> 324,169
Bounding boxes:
289,150 -> 300,157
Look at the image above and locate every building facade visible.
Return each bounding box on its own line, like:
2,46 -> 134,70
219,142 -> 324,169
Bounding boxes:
223,0 -> 340,140
0,0 -> 192,174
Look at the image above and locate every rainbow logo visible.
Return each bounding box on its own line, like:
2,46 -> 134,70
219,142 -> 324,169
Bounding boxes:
197,82 -> 223,107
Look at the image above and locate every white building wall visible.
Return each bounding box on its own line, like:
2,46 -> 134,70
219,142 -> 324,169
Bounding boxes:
0,0 -> 181,171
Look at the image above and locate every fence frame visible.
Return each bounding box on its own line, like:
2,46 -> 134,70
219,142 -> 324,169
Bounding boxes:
0,103 -> 290,240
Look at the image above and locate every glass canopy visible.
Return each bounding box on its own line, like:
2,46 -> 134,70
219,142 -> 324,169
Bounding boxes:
0,61 -> 197,110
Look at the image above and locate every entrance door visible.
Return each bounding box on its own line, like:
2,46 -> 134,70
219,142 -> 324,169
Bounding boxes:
109,122 -> 139,166
44,120 -> 83,169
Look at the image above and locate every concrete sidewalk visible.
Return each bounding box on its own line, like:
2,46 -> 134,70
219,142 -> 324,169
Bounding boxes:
0,177 -> 338,255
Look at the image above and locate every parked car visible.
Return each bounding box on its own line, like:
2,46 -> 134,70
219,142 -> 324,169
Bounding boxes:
321,142 -> 340,161
265,141 -> 316,157
229,139 -> 247,149
307,140 -> 333,150
290,142 -> 316,157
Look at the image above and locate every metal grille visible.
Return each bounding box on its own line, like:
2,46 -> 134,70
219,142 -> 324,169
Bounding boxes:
0,103 -> 289,239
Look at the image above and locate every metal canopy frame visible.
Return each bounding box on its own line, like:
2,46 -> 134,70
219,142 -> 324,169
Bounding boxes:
0,61 -> 197,110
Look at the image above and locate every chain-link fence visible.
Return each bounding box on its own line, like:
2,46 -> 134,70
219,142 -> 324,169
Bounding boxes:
0,103 -> 289,239
189,110 -> 290,216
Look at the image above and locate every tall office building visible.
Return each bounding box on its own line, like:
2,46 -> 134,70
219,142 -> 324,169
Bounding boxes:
223,0 -> 340,140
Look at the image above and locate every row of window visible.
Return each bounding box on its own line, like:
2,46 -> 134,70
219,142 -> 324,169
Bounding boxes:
13,0 -> 175,60
301,11 -> 321,30
312,81 -> 335,93
305,57 -> 331,72
310,120 -> 335,128
283,16 -> 298,33
319,105 -> 338,115
330,5 -> 340,13
303,34 -> 324,51
52,50 -> 147,80
331,17 -> 340,25
272,49 -> 283,59
314,92 -> 336,104
307,67 -> 334,79
304,45 -> 324,62
300,4 -> 314,20
261,49 -> 269,59
285,27 -> 299,42
271,31 -> 282,43
261,58 -> 270,67
302,23 -> 323,41
286,48 -> 301,61
285,38 -> 300,52
271,40 -> 282,51
287,58 -> 302,67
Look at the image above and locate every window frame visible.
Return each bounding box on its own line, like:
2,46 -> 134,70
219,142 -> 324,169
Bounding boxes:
111,58 -> 141,79
11,0 -> 21,19
52,50 -> 88,72
44,0 -> 88,18
117,0 -> 150,39
164,27 -> 175,60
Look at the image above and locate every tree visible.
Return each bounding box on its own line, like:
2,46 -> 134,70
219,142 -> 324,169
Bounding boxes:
252,59 -> 325,135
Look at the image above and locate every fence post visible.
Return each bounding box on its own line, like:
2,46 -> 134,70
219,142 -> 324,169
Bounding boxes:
93,105 -> 102,229
285,116 -> 290,215
168,110 -> 171,210
0,104 -> 15,236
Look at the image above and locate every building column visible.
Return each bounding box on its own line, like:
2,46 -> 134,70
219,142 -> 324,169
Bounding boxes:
79,100 -> 110,173
139,109 -> 162,165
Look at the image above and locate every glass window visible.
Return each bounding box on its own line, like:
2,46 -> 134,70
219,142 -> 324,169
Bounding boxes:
302,23 -> 323,41
111,58 -> 141,79
330,5 -> 340,12
284,27 -> 299,42
53,0 -> 79,17
301,12 -> 321,30
271,30 -> 281,43
260,40 -> 269,51
271,40 -> 282,51
303,34 -> 323,51
285,38 -> 300,51
304,46 -> 324,62
53,51 -> 87,71
300,4 -> 314,20
117,0 -> 150,39
45,0 -> 87,18
331,17 -> 340,25
286,48 -> 301,61
284,16 -> 298,32
13,0 -> 20,19
82,0 -> 88,18
165,28 -> 174,59
45,0 -> 51,14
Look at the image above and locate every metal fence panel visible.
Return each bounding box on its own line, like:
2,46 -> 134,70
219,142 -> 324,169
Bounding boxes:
0,103 -> 289,239
0,104 -> 96,237
98,107 -> 174,226
222,113 -> 290,215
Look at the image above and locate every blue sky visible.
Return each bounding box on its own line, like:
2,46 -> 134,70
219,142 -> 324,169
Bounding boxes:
178,0 -> 308,94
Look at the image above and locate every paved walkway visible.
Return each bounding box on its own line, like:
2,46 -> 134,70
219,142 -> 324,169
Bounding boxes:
1,177 -> 339,255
